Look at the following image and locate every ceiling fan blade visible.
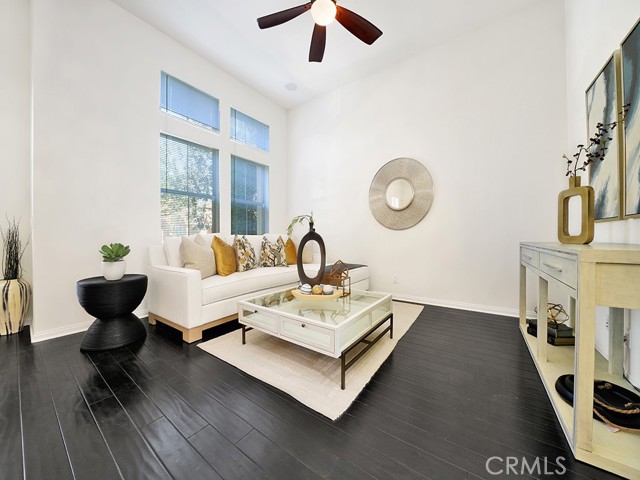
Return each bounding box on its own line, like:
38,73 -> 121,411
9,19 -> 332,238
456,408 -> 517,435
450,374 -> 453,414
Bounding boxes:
309,24 -> 326,62
335,6 -> 383,45
257,3 -> 312,29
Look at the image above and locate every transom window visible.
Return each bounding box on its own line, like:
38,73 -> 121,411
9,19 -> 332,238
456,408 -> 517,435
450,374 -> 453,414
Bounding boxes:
160,134 -> 219,236
231,155 -> 269,234
230,108 -> 269,152
161,72 -> 220,131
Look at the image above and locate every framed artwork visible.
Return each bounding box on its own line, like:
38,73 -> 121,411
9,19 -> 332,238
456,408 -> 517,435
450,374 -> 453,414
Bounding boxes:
622,17 -> 640,217
585,52 -> 623,221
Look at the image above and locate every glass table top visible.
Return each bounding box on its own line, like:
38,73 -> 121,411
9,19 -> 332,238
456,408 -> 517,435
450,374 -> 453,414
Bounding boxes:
242,288 -> 391,327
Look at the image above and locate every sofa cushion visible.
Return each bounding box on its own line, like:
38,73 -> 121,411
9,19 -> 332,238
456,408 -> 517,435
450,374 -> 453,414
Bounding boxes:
202,266 -> 299,305
200,264 -> 369,306
180,236 -> 216,279
213,236 -> 237,276
235,235 -> 258,272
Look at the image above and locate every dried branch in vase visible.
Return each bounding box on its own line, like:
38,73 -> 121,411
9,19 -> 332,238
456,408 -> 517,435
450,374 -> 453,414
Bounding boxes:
564,103 -> 630,177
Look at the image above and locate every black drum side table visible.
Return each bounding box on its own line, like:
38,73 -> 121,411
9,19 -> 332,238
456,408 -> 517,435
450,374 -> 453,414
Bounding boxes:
77,274 -> 148,351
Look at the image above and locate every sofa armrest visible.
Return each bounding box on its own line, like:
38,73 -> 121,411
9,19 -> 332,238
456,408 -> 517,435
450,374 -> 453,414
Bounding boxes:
147,265 -> 202,329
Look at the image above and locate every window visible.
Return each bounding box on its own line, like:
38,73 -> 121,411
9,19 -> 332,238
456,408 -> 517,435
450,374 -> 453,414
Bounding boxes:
160,134 -> 219,236
230,108 -> 269,152
161,72 -> 220,131
231,156 -> 269,234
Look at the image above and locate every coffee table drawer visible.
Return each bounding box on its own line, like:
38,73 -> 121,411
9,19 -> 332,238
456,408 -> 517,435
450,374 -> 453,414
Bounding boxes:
280,317 -> 334,353
539,252 -> 577,288
239,307 -> 278,333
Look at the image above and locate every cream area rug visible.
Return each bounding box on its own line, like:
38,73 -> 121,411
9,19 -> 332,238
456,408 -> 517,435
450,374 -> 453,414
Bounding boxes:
198,301 -> 423,420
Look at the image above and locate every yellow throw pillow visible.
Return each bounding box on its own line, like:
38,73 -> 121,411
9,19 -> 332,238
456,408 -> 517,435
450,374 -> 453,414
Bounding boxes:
285,237 -> 297,265
212,236 -> 237,276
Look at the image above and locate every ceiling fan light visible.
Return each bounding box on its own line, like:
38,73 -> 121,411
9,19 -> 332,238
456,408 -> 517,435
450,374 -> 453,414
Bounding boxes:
311,0 -> 336,26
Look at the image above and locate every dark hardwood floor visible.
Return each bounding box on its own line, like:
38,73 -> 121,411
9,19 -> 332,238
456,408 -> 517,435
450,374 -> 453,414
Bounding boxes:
0,304 -> 623,480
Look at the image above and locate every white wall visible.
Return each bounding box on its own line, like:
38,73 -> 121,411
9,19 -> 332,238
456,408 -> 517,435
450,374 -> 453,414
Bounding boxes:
0,0 -> 32,311
29,0 -> 288,341
289,0 -> 566,316
564,0 -> 640,385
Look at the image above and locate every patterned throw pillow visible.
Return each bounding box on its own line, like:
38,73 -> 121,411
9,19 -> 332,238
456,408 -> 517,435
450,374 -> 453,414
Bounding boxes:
235,235 -> 257,272
260,236 -> 288,267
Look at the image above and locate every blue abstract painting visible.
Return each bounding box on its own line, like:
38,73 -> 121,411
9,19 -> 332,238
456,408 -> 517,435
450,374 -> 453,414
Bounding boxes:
623,19 -> 640,217
586,54 -> 621,221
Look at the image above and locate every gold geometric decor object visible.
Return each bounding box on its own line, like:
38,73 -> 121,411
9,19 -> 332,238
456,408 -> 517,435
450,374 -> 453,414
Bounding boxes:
534,302 -> 569,325
557,176 -> 595,244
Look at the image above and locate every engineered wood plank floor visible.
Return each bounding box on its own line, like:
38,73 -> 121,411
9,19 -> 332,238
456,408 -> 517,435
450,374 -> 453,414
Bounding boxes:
0,304 -> 623,479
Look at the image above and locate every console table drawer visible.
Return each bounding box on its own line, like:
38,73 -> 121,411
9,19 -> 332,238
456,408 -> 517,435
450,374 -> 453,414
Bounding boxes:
280,317 -> 334,353
521,247 -> 539,268
539,252 -> 577,288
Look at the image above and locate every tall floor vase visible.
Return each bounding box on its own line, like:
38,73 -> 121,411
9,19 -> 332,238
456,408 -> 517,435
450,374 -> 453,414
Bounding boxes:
0,278 -> 31,335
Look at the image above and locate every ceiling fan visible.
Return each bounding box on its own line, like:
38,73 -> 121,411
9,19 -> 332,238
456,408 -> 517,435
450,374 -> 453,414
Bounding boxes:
257,0 -> 383,62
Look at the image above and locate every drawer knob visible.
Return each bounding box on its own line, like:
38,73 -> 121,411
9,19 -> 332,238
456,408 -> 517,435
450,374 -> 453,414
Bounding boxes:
301,323 -> 306,328
254,310 -> 258,314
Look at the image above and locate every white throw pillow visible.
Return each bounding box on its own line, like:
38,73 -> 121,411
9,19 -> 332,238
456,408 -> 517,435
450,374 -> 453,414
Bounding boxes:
180,236 -> 216,279
194,233 -> 216,275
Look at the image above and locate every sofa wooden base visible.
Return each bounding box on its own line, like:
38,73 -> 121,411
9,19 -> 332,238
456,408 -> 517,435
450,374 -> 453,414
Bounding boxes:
148,312 -> 237,343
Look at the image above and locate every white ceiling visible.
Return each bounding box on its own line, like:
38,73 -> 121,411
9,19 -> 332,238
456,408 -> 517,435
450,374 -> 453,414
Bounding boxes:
111,0 -> 545,109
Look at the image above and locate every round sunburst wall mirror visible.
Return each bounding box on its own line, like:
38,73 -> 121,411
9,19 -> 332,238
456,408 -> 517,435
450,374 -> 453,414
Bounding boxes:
369,158 -> 434,230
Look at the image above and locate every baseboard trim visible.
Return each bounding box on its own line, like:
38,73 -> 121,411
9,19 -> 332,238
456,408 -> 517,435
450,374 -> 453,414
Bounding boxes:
32,307 -> 150,344
391,293 -> 536,319
30,300 -> 532,343
32,320 -> 94,343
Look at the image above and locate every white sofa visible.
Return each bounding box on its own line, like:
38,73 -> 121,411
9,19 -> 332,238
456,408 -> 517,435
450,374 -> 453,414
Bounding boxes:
146,233 -> 370,342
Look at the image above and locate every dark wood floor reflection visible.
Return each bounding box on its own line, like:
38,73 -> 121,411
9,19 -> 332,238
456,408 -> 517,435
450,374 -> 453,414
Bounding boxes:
0,305 -> 623,480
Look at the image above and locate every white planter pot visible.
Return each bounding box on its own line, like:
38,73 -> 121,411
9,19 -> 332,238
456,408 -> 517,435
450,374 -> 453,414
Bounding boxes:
101,260 -> 126,281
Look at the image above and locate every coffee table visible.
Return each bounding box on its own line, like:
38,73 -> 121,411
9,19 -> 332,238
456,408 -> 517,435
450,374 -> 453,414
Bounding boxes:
238,289 -> 393,389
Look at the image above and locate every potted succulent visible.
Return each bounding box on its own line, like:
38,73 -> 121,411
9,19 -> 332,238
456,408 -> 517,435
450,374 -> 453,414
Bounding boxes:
0,218 -> 30,335
99,242 -> 130,281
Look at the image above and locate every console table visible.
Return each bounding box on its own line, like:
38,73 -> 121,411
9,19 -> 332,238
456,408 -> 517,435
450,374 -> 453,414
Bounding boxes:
519,242 -> 640,478
77,274 -> 148,351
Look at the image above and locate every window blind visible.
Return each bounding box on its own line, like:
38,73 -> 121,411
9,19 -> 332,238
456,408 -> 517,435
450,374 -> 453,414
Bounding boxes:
230,108 -> 269,152
231,155 -> 269,235
160,134 -> 219,236
161,72 -> 220,131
